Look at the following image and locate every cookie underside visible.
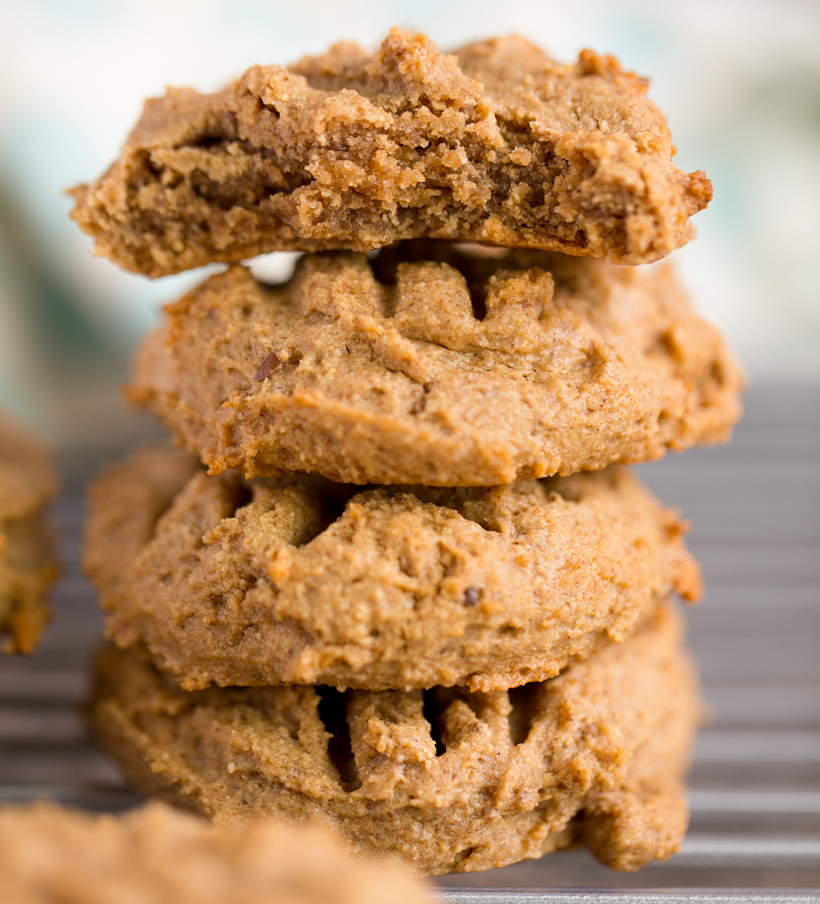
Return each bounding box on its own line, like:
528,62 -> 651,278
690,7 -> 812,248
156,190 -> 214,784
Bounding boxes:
0,414 -> 58,655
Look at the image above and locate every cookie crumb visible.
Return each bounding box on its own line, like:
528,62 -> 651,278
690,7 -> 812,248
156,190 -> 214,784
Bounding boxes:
254,351 -> 282,381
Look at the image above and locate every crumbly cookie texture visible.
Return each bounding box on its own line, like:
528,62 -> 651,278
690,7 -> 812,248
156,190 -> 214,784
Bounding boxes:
129,244 -> 742,487
69,29 -> 711,276
0,414 -> 58,654
85,446 -> 699,692
89,604 -> 698,876
0,801 -> 436,904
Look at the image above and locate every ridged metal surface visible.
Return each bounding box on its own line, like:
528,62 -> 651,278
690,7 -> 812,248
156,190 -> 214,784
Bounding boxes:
1,387 -> 818,900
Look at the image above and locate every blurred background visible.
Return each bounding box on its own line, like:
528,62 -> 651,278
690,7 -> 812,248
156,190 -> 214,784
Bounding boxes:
1,0 -> 819,450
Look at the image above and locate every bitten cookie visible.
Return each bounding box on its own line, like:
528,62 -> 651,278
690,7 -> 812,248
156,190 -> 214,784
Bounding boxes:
0,413 -> 58,654
84,446 -> 699,691
70,29 -> 710,276
89,604 -> 699,876
0,801 -> 436,904
129,244 -> 743,486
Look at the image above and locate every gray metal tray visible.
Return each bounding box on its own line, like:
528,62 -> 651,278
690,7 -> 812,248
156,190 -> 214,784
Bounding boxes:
2,387 -> 818,900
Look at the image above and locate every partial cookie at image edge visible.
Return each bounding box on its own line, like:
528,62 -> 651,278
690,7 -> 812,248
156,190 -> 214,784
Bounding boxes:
0,800 -> 438,904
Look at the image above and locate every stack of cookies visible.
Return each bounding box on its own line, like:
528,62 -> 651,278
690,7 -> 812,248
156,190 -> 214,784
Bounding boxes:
73,30 -> 743,876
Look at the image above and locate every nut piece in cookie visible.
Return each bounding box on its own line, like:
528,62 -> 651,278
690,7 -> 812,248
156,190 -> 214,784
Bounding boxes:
0,413 -> 59,654
85,446 -> 700,692
128,244 -> 743,486
0,800 -> 438,904
89,604 -> 699,876
70,29 -> 711,276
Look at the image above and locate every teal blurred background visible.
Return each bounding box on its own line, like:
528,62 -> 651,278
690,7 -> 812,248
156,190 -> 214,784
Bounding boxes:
1,0 -> 819,451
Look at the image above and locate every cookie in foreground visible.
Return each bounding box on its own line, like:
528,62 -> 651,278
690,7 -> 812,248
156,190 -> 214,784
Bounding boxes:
70,29 -> 710,276
89,604 -> 699,875
0,800 -> 437,904
85,445 -> 700,691
0,412 -> 59,654
129,243 -> 743,486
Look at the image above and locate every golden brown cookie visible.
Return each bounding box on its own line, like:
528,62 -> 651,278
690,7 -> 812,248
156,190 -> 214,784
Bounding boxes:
0,801 -> 437,904
0,413 -> 58,654
69,29 -> 711,276
129,244 -> 743,487
89,604 -> 698,876
85,446 -> 699,692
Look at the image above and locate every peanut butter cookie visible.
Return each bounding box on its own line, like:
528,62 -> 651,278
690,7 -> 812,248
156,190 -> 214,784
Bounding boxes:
70,29 -> 710,276
85,446 -> 699,692
0,801 -> 436,904
89,604 -> 698,875
129,244 -> 743,486
0,413 -> 58,654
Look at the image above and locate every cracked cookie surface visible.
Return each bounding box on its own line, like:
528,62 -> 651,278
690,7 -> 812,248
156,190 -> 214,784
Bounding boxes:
129,243 -> 743,487
0,801 -> 436,904
89,604 -> 698,876
0,413 -> 58,654
70,29 -> 710,276
85,446 -> 699,691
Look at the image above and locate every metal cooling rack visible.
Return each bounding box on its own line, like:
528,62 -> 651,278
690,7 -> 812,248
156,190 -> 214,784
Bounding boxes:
1,386 -> 818,901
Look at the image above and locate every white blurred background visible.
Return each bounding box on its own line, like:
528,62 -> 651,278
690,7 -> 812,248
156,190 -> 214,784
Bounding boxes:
1,0 -> 819,450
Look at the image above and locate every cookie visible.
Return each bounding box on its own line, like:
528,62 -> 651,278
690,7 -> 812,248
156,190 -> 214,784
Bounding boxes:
129,244 -> 743,487
89,603 -> 698,875
0,801 -> 436,904
0,413 -> 58,654
69,29 -> 711,277
85,445 -> 699,692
